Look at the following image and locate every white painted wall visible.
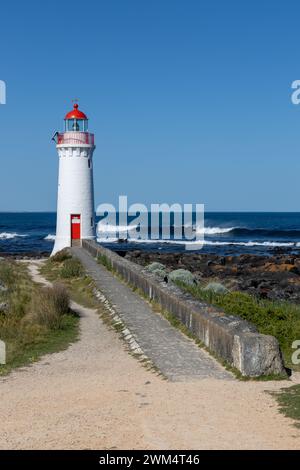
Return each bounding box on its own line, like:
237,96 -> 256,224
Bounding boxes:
51,135 -> 96,256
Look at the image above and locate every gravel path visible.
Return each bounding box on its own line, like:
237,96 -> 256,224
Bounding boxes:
0,260 -> 300,449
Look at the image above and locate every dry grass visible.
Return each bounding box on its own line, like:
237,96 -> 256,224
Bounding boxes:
0,259 -> 79,375
60,258 -> 83,278
50,249 -> 71,263
29,283 -> 70,329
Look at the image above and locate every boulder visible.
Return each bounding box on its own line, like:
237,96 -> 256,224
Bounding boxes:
232,333 -> 286,377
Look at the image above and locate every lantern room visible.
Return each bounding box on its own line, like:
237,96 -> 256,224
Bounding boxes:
64,103 -> 88,132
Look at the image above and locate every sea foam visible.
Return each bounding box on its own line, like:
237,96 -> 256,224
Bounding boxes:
0,232 -> 27,240
44,234 -> 56,241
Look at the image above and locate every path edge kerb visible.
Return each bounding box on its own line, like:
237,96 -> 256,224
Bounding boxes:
81,240 -> 287,378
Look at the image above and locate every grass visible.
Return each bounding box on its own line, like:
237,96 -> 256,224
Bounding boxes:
0,315 -> 78,376
40,255 -> 97,309
30,283 -> 70,329
97,253 -> 113,271
0,258 -> 79,376
50,249 -> 71,263
177,281 -> 300,371
60,258 -> 83,278
270,385 -> 300,428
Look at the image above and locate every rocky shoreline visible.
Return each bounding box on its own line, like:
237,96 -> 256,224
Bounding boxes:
124,250 -> 300,303
3,248 -> 300,303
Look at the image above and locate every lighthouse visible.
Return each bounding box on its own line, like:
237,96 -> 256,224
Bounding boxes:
51,103 -> 96,255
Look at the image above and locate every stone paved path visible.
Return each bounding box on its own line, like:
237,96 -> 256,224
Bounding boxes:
72,247 -> 233,381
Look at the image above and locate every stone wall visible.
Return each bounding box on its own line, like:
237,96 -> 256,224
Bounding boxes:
82,240 -> 287,377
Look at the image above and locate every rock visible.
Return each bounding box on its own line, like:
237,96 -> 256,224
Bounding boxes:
248,279 -> 259,288
232,333 -> 287,377
169,269 -> 196,286
288,265 -> 299,274
203,282 -> 229,294
125,251 -> 300,303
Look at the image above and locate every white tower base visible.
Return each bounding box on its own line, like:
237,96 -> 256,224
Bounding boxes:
51,132 -> 96,256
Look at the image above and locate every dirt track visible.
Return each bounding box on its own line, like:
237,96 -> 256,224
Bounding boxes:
0,261 -> 300,450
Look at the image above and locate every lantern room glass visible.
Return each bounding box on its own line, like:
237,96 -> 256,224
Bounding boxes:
65,119 -> 88,132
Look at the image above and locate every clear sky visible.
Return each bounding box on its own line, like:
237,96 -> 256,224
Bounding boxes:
1,0 -> 300,211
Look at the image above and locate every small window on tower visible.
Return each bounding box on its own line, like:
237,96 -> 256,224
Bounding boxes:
88,159 -> 91,168
91,217 -> 93,227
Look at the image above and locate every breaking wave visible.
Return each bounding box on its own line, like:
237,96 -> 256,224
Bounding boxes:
97,237 -> 297,248
0,232 -> 27,240
44,234 -> 56,241
195,226 -> 236,235
97,224 -> 138,233
97,224 -> 300,238
198,226 -> 300,238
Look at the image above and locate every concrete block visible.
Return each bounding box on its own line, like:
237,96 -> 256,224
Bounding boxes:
0,340 -> 6,365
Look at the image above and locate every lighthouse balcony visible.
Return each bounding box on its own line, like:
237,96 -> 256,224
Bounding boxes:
57,132 -> 94,146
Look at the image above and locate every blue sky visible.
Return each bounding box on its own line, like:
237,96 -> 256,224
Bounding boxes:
0,0 -> 300,211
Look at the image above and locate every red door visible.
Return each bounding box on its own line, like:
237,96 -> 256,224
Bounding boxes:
71,214 -> 81,240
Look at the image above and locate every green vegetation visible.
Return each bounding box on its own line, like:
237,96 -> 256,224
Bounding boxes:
270,384 -> 300,428
41,254 -> 97,309
97,253 -> 113,271
30,283 -> 70,329
169,269 -> 195,286
48,249 -> 83,280
50,249 -> 71,263
177,281 -> 300,370
60,258 -> 83,278
0,258 -> 79,375
145,262 -> 167,278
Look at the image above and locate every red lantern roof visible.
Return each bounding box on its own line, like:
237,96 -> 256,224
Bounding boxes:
65,103 -> 88,120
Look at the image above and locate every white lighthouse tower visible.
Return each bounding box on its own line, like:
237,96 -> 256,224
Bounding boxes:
51,103 -> 96,255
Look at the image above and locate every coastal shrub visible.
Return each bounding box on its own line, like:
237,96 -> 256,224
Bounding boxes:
60,258 -> 83,278
30,283 -> 70,329
50,249 -> 71,263
203,282 -> 229,295
169,269 -> 196,286
145,262 -> 167,278
179,281 -> 300,368
151,268 -> 168,279
145,262 -> 166,272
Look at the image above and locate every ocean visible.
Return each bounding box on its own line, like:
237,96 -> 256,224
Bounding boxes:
1,212 -> 300,256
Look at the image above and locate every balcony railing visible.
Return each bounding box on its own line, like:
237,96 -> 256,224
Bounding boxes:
57,132 -> 94,146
